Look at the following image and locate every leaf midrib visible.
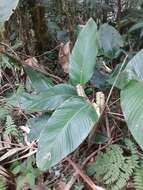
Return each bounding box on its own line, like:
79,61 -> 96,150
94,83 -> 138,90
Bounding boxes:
43,100 -> 90,154
29,94 -> 77,109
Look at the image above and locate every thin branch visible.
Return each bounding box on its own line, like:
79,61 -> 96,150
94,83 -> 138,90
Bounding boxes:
64,172 -> 78,190
0,42 -> 64,83
35,44 -> 61,58
65,157 -> 106,190
105,54 -> 128,107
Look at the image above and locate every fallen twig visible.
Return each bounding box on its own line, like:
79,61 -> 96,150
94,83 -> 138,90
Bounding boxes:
65,157 -> 106,190
105,54 -> 128,107
64,172 -> 78,190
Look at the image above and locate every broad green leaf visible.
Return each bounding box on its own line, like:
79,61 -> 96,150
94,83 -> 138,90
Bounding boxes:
69,18 -> 98,85
28,114 -> 51,141
16,176 -> 27,190
124,49 -> 143,82
26,172 -> 35,188
90,62 -> 109,89
27,84 -> 77,112
94,131 -> 108,145
107,63 -> 129,89
0,53 -> 18,69
107,50 -> 143,89
120,50 -> 143,150
98,23 -> 123,58
8,84 -> 77,113
36,97 -> 98,170
0,0 -> 19,24
0,107 -> 9,120
121,81 -> 143,150
11,165 -> 21,175
129,21 -> 143,32
7,86 -> 34,111
25,67 -> 53,93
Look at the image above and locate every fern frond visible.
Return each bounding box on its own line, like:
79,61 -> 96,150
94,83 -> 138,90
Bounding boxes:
125,139 -> 139,156
0,107 -> 9,121
125,139 -> 140,170
5,115 -> 18,137
0,166 -> 16,190
133,161 -> 143,190
87,141 -> 140,190
0,176 -> 7,190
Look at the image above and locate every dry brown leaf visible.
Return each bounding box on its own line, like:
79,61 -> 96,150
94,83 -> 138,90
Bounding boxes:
32,185 -> 50,190
58,41 -> 71,73
0,165 -> 16,190
55,181 -> 66,190
0,147 -> 25,162
0,47 -> 6,53
20,126 -> 30,134
7,149 -> 37,163
24,57 -> 39,68
0,166 -> 11,179
96,92 -> 105,114
3,134 -> 11,148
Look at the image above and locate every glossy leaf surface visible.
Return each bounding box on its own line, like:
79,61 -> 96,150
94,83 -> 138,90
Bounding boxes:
28,84 -> 77,112
36,97 -> 98,170
121,81 -> 143,150
69,18 -> 98,85
98,23 -> 123,58
25,67 -> 53,93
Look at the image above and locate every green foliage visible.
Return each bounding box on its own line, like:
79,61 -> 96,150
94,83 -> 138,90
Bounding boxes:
69,18 -> 98,85
36,97 -> 98,170
98,24 -> 123,58
27,84 -> 78,112
134,161 -> 143,190
11,157 -> 42,190
121,80 -> 143,150
8,84 -> 77,113
123,49 -> 143,83
87,141 -> 140,190
0,106 -> 9,121
0,0 -> 19,38
0,176 -> 7,190
0,0 -> 19,23
3,1 -> 143,189
129,21 -> 143,33
74,182 -> 84,190
5,115 -> 18,137
7,85 -> 37,111
0,104 -> 20,138
5,15 -> 143,178
126,139 -> 143,190
6,18 -> 99,170
25,67 -> 53,93
0,54 -> 18,69
107,63 -> 128,89
120,49 -> 143,150
28,113 -> 51,142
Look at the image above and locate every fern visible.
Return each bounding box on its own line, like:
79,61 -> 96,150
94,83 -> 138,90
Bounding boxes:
125,139 -> 139,156
125,139 -> 140,172
0,176 -> 7,190
5,115 -> 18,137
87,141 -> 139,190
133,161 -> 143,190
0,107 -> 9,121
